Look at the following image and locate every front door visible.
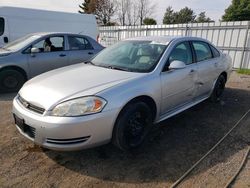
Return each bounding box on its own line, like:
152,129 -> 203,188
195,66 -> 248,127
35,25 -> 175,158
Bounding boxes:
160,41 -> 198,115
27,36 -> 68,77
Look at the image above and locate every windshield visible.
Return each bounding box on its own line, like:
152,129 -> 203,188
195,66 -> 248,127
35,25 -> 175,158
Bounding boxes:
3,34 -> 41,51
91,40 -> 168,73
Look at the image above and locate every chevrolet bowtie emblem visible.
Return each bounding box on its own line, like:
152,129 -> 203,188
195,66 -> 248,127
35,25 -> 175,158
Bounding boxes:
23,101 -> 29,108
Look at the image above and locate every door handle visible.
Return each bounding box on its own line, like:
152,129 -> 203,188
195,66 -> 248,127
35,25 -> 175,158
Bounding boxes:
214,62 -> 218,67
59,54 -> 66,57
3,36 -> 8,43
88,52 -> 94,55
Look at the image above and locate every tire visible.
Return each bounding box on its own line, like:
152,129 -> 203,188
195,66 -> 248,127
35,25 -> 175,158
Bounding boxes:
0,69 -> 26,93
210,74 -> 226,102
112,102 -> 153,151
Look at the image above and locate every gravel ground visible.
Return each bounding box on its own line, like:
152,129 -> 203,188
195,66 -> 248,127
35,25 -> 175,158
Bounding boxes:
0,71 -> 249,188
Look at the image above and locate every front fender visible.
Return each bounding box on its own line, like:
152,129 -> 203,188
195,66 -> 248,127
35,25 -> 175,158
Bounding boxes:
98,74 -> 162,121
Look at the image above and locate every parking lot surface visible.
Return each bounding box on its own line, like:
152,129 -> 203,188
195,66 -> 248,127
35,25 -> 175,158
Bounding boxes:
0,72 -> 249,188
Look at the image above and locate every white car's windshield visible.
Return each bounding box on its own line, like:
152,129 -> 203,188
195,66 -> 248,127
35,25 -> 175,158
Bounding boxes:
91,40 -> 168,73
3,34 -> 41,51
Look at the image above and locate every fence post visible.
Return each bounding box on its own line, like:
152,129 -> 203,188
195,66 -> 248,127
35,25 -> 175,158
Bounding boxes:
185,24 -> 189,36
240,21 -> 249,69
117,28 -> 121,41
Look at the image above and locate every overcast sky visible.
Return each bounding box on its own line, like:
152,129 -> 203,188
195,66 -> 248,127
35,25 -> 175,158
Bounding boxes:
0,0 -> 232,23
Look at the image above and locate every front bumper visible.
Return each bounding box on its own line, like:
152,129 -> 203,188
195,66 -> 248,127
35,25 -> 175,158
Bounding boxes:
12,97 -> 118,151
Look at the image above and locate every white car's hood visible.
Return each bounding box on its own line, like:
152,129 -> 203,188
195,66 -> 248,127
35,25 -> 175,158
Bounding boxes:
19,64 -> 142,110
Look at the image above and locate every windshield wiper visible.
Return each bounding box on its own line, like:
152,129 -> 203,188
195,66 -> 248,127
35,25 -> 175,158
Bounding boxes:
109,66 -> 131,72
84,61 -> 96,66
94,64 -> 134,72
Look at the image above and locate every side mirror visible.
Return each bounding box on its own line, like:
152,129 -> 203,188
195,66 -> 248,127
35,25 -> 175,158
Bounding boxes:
169,60 -> 186,69
31,47 -> 40,53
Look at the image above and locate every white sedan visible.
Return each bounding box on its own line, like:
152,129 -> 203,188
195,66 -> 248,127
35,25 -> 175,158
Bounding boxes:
13,36 -> 232,151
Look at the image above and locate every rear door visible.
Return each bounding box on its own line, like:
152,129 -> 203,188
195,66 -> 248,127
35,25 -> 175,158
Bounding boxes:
27,35 -> 69,77
66,35 -> 96,65
160,41 -> 198,115
191,41 -> 219,98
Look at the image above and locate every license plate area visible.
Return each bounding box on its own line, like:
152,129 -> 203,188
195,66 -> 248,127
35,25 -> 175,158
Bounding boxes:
13,114 -> 36,139
14,114 -> 25,131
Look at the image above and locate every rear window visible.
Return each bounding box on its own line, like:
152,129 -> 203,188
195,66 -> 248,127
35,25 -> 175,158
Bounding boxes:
210,45 -> 220,58
0,17 -> 4,36
192,41 -> 213,62
68,36 -> 93,50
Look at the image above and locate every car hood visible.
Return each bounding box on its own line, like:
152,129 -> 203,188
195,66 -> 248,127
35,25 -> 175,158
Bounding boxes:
19,64 -> 143,110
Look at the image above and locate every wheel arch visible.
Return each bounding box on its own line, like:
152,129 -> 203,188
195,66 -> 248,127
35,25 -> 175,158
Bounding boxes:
0,66 -> 28,81
220,71 -> 227,81
116,95 -> 158,123
111,95 -> 158,150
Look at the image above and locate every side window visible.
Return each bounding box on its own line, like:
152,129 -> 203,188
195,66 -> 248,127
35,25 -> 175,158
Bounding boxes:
168,42 -> 193,65
0,17 -> 4,36
68,36 -> 93,50
210,45 -> 220,58
192,41 -> 213,62
32,36 -> 64,53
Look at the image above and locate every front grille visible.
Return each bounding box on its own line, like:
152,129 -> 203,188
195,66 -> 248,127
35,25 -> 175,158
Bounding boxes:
46,136 -> 90,145
16,123 -> 36,139
25,125 -> 36,138
18,96 -> 45,115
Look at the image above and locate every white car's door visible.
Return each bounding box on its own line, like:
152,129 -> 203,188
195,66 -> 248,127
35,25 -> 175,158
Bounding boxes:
160,41 -> 198,115
192,41 -> 220,98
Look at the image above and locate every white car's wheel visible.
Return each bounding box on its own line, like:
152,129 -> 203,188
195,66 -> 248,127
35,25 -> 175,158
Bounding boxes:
210,74 -> 226,102
112,102 -> 153,151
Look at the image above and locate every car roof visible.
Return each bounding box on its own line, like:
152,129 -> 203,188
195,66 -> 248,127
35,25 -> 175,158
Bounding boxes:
126,36 -> 209,44
28,32 -> 88,37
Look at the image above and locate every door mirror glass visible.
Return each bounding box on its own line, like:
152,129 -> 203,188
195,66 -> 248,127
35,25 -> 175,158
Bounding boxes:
31,47 -> 40,53
169,60 -> 186,69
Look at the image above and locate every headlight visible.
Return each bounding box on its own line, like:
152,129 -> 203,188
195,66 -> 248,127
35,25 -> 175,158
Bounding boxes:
50,96 -> 107,117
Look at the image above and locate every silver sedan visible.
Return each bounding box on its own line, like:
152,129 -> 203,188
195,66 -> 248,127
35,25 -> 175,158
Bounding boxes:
0,32 -> 104,92
12,36 -> 232,151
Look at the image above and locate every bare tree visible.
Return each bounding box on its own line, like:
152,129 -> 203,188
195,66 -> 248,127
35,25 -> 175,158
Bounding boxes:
117,0 -> 130,25
127,1 -> 139,25
96,0 -> 116,25
137,0 -> 155,25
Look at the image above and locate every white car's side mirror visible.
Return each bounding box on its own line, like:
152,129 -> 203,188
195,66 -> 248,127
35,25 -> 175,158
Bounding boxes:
31,47 -> 40,53
169,60 -> 186,69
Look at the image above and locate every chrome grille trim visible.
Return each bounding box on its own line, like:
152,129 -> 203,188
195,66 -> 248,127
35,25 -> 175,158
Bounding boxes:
18,95 -> 45,115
